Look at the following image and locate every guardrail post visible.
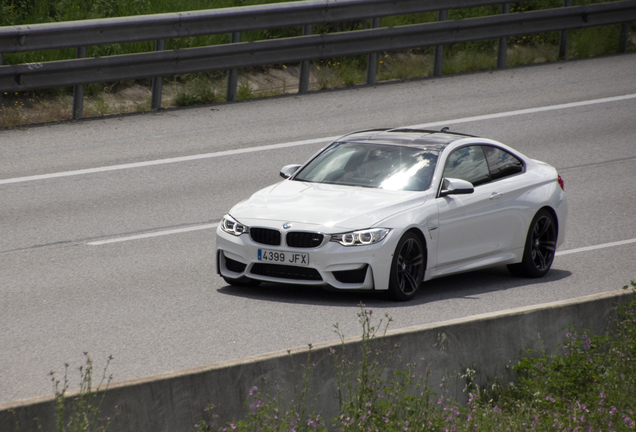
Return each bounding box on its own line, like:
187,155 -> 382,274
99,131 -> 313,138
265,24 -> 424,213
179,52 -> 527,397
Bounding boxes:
559,0 -> 573,60
434,10 -> 447,77
366,17 -> 382,85
226,32 -> 241,102
72,46 -> 87,120
497,3 -> 510,69
619,22 -> 630,53
299,25 -> 312,93
151,39 -> 165,110
0,54 -> 3,109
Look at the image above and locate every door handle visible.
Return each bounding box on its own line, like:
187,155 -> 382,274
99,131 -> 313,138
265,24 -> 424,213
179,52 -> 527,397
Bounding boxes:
490,192 -> 503,200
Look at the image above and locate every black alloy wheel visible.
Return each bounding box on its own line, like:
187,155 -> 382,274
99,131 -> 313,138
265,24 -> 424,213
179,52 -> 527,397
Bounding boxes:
508,209 -> 557,278
388,232 -> 426,301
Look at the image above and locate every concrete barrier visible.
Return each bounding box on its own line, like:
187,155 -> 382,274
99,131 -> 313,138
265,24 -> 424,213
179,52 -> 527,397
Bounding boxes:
2,289 -> 634,432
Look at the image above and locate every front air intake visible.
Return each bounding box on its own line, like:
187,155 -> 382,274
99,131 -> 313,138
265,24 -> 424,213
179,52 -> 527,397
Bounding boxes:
251,264 -> 322,281
333,265 -> 368,284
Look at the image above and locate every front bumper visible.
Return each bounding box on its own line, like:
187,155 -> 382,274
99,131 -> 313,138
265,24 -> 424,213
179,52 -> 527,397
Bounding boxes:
215,225 -> 398,290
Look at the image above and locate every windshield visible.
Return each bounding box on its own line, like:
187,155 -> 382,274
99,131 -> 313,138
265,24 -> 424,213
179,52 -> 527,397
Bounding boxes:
294,142 -> 439,191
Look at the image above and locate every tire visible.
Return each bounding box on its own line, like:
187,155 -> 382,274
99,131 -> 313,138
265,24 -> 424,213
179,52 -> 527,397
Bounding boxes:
222,276 -> 261,287
507,209 -> 557,278
388,232 -> 426,301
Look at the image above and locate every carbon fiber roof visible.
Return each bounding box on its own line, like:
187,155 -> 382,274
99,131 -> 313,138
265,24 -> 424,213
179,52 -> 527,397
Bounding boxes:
337,128 -> 476,151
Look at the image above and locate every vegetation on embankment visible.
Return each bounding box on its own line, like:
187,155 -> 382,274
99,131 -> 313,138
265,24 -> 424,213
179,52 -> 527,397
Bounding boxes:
194,283 -> 636,432
1,0 -> 634,127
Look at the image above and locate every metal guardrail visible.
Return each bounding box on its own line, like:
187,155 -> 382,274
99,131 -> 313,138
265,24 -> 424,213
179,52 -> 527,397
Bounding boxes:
0,0 -> 634,119
0,0 -> 528,53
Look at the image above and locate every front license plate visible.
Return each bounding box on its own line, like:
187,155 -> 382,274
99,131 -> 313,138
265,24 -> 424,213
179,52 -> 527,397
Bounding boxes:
258,249 -> 309,266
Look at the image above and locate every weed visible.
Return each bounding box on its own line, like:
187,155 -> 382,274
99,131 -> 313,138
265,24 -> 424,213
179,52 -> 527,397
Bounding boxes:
195,287 -> 636,432
506,44 -> 559,67
84,96 -> 109,118
237,82 -> 255,100
10,353 -> 118,432
569,24 -> 623,58
0,95 -> 26,128
194,346 -> 326,432
443,50 -> 497,75
175,77 -> 219,107
377,52 -> 434,81
49,352 -> 118,432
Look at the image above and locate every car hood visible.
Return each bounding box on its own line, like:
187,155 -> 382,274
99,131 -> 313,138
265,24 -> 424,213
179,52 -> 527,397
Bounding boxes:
229,180 -> 426,231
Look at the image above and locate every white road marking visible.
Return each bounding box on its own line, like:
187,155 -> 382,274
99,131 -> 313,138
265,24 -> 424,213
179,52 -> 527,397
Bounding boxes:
410,94 -> 636,129
87,223 -> 218,245
555,238 -> 636,256
2,94 -> 635,186
90,217 -> 636,260
0,137 -> 336,185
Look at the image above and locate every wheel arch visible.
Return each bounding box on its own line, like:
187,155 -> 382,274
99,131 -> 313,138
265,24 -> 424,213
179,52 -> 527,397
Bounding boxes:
404,227 -> 428,275
538,205 -> 559,239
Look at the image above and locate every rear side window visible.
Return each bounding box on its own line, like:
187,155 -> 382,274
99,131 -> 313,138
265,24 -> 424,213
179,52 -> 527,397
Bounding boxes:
443,145 -> 490,186
483,146 -> 524,180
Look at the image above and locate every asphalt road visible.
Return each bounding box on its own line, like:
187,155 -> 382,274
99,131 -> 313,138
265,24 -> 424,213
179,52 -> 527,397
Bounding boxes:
1,54 -> 635,405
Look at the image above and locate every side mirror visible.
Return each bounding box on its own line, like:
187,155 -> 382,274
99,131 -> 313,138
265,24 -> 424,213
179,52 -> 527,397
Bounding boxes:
439,178 -> 474,197
279,164 -> 302,179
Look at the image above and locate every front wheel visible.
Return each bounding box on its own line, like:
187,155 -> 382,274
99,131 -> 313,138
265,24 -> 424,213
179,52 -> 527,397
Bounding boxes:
388,232 -> 426,301
508,209 -> 557,278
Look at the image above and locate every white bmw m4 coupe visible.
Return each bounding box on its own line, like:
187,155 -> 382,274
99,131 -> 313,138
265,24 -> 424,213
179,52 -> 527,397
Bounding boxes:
216,128 -> 567,300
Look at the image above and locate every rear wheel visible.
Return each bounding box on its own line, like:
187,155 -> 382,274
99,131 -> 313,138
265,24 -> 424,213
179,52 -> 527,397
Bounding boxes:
508,209 -> 557,278
222,276 -> 261,287
388,232 -> 426,301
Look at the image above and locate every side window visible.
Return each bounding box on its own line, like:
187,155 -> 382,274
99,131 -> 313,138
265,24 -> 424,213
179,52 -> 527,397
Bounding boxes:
483,146 -> 524,180
443,145 -> 490,186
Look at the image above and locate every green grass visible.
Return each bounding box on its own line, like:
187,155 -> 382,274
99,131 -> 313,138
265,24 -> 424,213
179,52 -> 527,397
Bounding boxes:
569,24 -> 625,58
174,73 -> 223,106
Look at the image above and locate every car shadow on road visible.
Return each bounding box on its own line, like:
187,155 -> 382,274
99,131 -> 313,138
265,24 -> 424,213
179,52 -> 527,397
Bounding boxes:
216,266 -> 572,307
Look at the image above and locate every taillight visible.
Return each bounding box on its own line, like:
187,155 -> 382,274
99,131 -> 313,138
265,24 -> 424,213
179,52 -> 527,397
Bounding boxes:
557,174 -> 564,191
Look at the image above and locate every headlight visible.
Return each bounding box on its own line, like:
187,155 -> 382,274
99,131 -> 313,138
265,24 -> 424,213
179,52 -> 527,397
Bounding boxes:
220,214 -> 249,236
330,228 -> 390,246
